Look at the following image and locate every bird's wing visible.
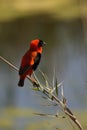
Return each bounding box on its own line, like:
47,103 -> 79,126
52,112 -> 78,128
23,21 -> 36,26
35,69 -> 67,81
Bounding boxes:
32,52 -> 41,71
19,51 -> 32,75
19,65 -> 30,75
19,51 -> 40,75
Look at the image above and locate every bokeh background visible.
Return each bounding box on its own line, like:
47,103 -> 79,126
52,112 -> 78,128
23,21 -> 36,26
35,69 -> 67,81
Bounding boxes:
0,0 -> 87,130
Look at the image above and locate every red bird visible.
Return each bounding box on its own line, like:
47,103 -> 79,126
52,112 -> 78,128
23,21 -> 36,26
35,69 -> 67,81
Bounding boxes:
18,39 -> 46,87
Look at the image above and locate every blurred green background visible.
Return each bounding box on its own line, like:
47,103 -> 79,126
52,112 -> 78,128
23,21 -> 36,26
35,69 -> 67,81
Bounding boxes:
0,0 -> 87,130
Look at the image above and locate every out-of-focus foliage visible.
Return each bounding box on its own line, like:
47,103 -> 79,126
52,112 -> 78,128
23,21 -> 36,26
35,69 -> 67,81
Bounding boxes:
0,0 -> 87,21
0,107 -> 87,130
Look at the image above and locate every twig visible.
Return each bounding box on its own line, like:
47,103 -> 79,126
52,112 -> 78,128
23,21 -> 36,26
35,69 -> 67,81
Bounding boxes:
33,112 -> 65,118
0,55 -> 84,130
0,56 -> 18,71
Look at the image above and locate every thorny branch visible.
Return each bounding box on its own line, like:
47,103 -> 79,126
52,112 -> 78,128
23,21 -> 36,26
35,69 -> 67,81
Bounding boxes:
0,55 -> 84,130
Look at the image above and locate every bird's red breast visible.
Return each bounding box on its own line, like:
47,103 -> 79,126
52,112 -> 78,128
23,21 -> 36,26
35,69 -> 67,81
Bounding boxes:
21,50 -> 37,68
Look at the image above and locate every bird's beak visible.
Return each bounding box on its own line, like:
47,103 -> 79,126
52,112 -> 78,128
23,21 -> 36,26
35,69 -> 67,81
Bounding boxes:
43,42 -> 46,46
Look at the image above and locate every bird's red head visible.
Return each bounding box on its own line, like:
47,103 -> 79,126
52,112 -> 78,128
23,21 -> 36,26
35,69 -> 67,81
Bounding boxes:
29,39 -> 46,53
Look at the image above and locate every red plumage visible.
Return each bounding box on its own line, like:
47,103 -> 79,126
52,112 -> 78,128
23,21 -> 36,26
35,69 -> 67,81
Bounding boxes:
18,39 -> 46,87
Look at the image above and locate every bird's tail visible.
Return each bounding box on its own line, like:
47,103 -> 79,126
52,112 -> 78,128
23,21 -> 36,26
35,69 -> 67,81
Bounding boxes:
18,79 -> 24,87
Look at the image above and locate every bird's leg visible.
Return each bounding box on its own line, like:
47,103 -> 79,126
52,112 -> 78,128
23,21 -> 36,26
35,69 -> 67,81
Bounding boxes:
30,75 -> 39,87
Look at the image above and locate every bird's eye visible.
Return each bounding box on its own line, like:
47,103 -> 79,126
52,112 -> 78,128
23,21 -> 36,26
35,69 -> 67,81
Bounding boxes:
38,40 -> 43,47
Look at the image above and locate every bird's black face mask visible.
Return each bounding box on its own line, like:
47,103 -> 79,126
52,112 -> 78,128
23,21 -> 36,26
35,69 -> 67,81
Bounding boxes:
38,40 -> 46,47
